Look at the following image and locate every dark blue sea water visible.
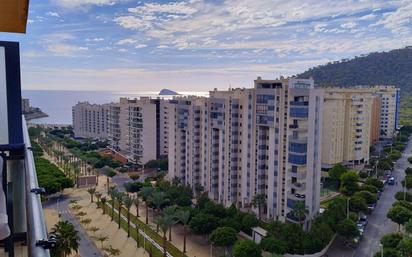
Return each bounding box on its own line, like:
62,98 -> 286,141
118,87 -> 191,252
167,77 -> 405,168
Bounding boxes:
22,90 -> 208,125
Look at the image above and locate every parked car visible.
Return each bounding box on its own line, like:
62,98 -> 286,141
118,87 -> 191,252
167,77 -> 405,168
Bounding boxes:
359,215 -> 368,227
368,203 -> 376,211
388,177 -> 395,185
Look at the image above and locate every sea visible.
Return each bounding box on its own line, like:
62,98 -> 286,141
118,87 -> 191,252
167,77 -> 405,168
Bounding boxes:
22,90 -> 208,125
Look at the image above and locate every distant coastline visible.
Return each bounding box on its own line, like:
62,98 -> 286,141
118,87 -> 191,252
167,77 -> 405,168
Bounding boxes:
24,109 -> 48,121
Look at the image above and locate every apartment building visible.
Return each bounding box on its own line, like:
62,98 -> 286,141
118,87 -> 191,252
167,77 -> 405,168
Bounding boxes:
375,86 -> 400,138
107,97 -> 157,164
72,102 -> 110,139
168,78 -> 323,222
321,86 -> 400,167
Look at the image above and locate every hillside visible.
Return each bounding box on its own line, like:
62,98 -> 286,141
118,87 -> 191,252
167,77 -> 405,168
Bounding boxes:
297,46 -> 412,125
298,47 -> 412,90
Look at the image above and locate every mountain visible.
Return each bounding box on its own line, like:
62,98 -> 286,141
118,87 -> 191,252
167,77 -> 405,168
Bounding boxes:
159,89 -> 179,95
297,46 -> 412,91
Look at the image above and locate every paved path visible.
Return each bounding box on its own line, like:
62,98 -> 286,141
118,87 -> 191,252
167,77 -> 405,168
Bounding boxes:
45,196 -> 103,257
327,136 -> 412,257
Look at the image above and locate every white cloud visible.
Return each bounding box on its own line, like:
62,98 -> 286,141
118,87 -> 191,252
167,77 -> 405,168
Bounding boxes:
114,0 -> 404,52
341,21 -> 357,29
53,0 -> 125,8
43,33 -> 88,57
359,14 -> 376,20
86,37 -> 105,42
135,44 -> 147,48
46,11 -> 60,17
378,1 -> 412,35
116,38 -> 137,45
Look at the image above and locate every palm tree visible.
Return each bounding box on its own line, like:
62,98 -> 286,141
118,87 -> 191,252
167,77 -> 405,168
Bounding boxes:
176,210 -> 190,253
116,191 -> 125,229
95,192 -> 102,206
293,201 -> 309,222
163,205 -> 177,241
101,197 -> 107,214
292,201 -> 309,226
88,226 -> 99,235
87,187 -> 96,203
133,196 -> 140,217
252,194 -> 266,220
51,220 -> 80,257
151,191 -> 168,232
96,234 -> 109,249
108,187 -> 117,221
80,218 -> 92,228
105,245 -> 121,256
156,214 -> 174,257
139,187 -> 154,224
123,195 -> 134,237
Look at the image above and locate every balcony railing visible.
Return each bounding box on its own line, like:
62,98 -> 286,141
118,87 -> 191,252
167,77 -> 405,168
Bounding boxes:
1,117 -> 51,257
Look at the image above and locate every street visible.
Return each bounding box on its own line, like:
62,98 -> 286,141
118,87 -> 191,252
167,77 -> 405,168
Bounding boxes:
44,195 -> 103,257
327,136 -> 412,257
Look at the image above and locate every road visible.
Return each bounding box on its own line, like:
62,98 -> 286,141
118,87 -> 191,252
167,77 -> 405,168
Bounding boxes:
327,136 -> 412,257
44,195 -> 103,257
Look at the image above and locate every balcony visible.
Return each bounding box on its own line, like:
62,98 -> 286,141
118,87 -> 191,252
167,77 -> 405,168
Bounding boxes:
290,107 -> 308,119
288,153 -> 307,165
1,118 -> 51,257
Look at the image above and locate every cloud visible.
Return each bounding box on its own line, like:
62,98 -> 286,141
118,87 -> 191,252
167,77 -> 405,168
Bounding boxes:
46,11 -> 60,17
53,0 -> 130,8
341,21 -> 357,29
114,0 -> 405,53
135,44 -> 147,48
378,1 -> 412,35
86,37 -> 105,42
116,38 -> 137,45
43,33 -> 88,57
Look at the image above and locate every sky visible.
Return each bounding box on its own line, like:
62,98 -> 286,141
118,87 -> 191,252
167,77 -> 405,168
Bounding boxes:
1,0 -> 411,92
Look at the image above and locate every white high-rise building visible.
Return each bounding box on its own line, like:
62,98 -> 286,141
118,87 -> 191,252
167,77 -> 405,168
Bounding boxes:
168,78 -> 323,222
72,102 -> 110,139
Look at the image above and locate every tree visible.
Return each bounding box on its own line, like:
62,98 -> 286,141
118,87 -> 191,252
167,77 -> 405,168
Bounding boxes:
116,191 -> 125,229
123,195 -> 134,237
152,191 -> 168,232
51,221 -> 80,257
105,245 -> 121,256
291,201 -> 308,225
80,218 -> 92,228
406,219 -> 412,234
156,214 -> 174,257
365,177 -> 384,190
163,205 -> 177,241
241,213 -> 259,234
139,186 -> 154,224
353,191 -> 377,205
189,212 -> 219,235
89,226 -> 99,235
381,233 -> 403,248
96,234 -> 109,249
252,194 -> 266,220
101,197 -> 107,214
387,205 -> 412,231
210,227 -> 238,256
87,187 -> 96,203
134,197 -> 140,217
340,171 -> 359,196
233,240 -> 261,257
349,195 -> 368,213
336,218 -> 359,244
108,187 -> 117,221
260,237 -> 286,254
95,192 -> 102,206
281,223 -> 305,254
329,163 -> 347,182
398,237 -> 412,257
176,210 -> 191,253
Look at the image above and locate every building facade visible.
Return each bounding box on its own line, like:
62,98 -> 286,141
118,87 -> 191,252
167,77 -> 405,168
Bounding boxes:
168,78 -> 323,222
321,86 -> 400,167
72,102 -> 110,139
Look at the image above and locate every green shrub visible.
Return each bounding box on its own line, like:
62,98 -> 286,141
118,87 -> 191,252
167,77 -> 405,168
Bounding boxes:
359,171 -> 369,179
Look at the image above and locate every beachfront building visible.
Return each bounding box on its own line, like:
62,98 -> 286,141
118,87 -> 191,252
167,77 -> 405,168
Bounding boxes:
106,97 -> 170,164
168,78 -> 324,222
72,102 -> 110,139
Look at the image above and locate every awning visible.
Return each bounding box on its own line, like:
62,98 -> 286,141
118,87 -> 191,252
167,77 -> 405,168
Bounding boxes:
0,0 -> 30,33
